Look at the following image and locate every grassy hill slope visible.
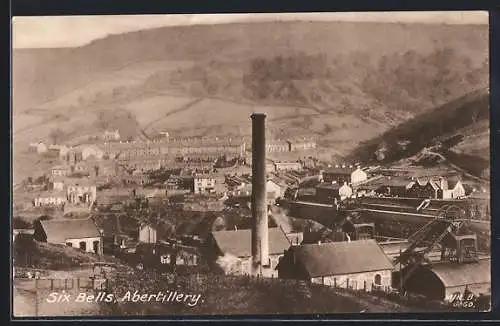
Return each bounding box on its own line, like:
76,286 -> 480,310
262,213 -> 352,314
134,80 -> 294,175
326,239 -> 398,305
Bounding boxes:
347,88 -> 490,178
12,21 -> 488,183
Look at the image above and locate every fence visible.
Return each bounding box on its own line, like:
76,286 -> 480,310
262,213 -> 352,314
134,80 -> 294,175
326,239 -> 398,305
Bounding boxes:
17,277 -> 110,292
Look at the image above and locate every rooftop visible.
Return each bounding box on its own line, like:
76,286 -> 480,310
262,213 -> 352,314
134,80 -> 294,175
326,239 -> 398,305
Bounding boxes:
39,218 -> 101,243
286,239 -> 394,278
212,228 -> 291,258
324,167 -> 356,175
427,258 -> 490,288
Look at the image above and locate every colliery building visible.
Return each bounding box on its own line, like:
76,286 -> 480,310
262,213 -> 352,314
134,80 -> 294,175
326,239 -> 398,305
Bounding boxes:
404,258 -> 490,302
276,239 -> 394,292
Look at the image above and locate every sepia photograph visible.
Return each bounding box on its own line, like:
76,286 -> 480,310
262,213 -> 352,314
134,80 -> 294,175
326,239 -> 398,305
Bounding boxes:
11,11 -> 491,317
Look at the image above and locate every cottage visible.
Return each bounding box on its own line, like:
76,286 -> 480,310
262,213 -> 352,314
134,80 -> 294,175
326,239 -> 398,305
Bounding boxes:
138,224 -> 157,244
66,179 -> 97,205
404,258 -> 490,302
276,239 -> 394,292
33,218 -> 103,255
33,191 -> 67,207
209,228 -> 291,277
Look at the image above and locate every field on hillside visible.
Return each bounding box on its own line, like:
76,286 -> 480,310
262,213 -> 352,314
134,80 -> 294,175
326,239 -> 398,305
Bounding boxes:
12,21 -> 489,182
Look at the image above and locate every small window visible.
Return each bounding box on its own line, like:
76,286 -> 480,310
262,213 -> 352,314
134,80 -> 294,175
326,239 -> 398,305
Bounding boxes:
374,274 -> 382,285
66,242 -> 73,247
79,241 -> 87,251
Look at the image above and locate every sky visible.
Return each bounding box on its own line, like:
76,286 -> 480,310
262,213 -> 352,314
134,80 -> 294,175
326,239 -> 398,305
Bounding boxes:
12,11 -> 488,49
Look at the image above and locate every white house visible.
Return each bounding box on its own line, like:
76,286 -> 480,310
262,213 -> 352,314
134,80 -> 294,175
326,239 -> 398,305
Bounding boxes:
441,178 -> 467,199
339,182 -> 353,201
350,167 -> 368,186
138,224 -> 157,244
33,191 -> 67,207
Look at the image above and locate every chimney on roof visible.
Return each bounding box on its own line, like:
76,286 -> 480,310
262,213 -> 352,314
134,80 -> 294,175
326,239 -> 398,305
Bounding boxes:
251,113 -> 269,276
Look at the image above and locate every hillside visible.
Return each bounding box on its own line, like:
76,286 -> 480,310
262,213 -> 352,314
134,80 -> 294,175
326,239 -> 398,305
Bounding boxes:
107,270 -> 413,315
347,88 -> 490,179
13,21 -> 488,183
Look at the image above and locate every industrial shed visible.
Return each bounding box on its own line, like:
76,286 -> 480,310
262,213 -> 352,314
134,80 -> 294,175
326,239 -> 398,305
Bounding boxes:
404,258 -> 491,301
276,239 -> 394,292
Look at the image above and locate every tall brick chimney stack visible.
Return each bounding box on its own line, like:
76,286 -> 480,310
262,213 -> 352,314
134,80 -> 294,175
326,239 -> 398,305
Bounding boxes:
251,113 -> 269,275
